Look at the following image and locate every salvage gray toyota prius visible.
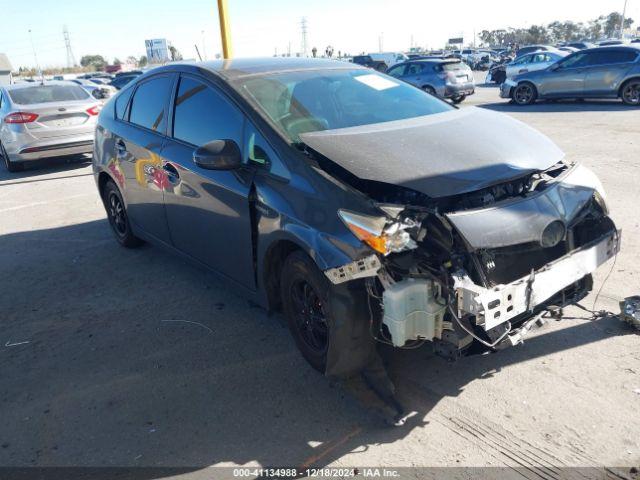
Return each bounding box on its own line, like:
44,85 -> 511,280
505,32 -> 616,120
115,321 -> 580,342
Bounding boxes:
93,58 -> 619,379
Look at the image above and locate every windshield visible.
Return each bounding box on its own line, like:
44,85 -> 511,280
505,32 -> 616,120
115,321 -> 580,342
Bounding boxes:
237,69 -> 454,143
8,85 -> 90,105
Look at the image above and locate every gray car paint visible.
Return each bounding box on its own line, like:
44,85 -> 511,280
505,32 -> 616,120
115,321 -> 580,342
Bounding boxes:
300,106 -> 564,198
0,82 -> 98,162
446,164 -> 606,249
502,46 -> 640,99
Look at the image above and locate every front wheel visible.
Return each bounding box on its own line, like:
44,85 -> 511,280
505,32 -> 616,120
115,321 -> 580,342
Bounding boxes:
621,79 -> 640,106
281,251 -> 331,373
102,180 -> 143,248
422,85 -> 436,96
512,82 -> 537,105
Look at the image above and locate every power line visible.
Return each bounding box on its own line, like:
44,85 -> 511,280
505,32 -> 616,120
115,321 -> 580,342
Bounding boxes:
300,17 -> 308,57
63,25 -> 77,68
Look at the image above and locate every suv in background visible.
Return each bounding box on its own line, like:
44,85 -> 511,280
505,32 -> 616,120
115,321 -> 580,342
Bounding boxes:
352,55 -> 387,71
387,59 -> 475,103
501,46 -> 640,106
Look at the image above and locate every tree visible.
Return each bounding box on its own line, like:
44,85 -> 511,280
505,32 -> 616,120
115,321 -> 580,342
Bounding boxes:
126,56 -> 138,66
138,55 -> 148,67
79,55 -> 106,71
113,57 -> 122,66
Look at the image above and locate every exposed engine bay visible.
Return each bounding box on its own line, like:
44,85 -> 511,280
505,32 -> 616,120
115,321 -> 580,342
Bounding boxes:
320,157 -> 621,359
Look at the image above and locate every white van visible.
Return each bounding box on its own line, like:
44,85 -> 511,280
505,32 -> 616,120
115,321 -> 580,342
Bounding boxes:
368,52 -> 409,69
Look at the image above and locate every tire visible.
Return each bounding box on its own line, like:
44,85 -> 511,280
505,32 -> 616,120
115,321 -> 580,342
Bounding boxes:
422,85 -> 436,96
280,251 -> 332,373
620,79 -> 640,106
102,180 -> 143,248
512,82 -> 537,105
451,94 -> 466,104
1,143 -> 23,173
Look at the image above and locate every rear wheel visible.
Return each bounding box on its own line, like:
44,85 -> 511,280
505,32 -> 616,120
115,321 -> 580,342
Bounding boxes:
512,82 -> 537,105
621,79 -> 640,106
102,180 -> 143,248
451,94 -> 466,104
1,143 -> 23,173
281,251 -> 331,373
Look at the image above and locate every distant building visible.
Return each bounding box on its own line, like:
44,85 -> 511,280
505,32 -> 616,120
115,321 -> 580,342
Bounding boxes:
0,53 -> 13,85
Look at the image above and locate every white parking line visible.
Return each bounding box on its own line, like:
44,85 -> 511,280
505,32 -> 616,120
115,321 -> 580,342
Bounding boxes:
0,193 -> 96,214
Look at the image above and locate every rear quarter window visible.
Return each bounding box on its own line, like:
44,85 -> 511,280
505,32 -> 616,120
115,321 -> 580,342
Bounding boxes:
115,86 -> 134,120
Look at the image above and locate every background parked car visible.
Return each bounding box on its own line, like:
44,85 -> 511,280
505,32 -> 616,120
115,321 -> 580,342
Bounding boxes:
109,73 -> 142,90
352,55 -> 387,71
68,78 -> 117,103
0,81 -> 100,172
566,41 -> 595,50
500,46 -> 640,106
368,52 -> 409,69
505,51 -> 567,79
515,45 -> 561,56
387,58 -> 474,103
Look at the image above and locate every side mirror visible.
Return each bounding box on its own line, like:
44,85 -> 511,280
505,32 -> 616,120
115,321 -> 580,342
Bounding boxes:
549,63 -> 561,71
193,139 -> 241,170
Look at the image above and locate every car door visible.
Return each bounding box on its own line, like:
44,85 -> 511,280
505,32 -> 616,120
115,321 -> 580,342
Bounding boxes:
506,55 -> 532,78
161,73 -> 256,288
528,53 -> 553,73
584,50 -> 639,96
539,51 -> 590,97
115,74 -> 175,244
402,63 -> 425,87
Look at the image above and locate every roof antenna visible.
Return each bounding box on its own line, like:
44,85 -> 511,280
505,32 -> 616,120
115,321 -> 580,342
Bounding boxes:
195,44 -> 203,61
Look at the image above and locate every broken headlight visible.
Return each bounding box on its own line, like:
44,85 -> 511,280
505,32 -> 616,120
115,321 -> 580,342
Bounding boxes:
338,209 -> 418,256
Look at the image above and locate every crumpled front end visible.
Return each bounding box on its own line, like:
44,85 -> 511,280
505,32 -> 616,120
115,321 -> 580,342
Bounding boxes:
324,161 -> 620,358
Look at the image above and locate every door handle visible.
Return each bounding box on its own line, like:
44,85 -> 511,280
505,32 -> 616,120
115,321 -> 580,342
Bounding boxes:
163,163 -> 180,184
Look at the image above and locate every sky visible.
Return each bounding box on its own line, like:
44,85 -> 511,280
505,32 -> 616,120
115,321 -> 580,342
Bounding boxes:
1,0 -> 638,69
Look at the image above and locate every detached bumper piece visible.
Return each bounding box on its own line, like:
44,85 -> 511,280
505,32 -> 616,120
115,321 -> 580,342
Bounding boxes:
454,230 -> 620,331
620,296 -> 640,331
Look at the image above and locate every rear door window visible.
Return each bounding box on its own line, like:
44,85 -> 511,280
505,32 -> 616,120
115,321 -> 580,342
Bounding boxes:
128,75 -> 173,133
405,63 -> 423,75
588,50 -> 638,66
172,75 -> 244,147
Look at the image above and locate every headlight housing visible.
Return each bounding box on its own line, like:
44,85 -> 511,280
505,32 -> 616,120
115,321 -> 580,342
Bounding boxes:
338,209 -> 417,256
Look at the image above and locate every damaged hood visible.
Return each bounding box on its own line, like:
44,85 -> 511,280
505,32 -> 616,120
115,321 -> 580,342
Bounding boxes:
300,107 -> 564,198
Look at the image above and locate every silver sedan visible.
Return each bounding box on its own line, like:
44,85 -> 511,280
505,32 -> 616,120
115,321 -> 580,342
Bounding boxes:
0,81 -> 100,172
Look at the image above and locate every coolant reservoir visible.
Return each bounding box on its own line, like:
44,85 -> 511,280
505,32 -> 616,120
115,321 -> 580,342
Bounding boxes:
382,278 -> 446,347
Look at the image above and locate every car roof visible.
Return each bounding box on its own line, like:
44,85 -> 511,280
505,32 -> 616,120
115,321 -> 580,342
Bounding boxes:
584,45 -> 640,53
413,58 -> 461,64
155,57 -> 365,81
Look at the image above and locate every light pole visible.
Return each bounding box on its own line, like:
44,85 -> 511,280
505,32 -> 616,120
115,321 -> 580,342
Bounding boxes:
28,29 -> 42,79
216,0 -> 232,59
619,0 -> 628,39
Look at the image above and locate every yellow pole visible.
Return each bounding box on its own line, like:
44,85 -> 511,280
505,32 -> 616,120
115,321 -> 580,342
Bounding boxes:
217,0 -> 233,59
